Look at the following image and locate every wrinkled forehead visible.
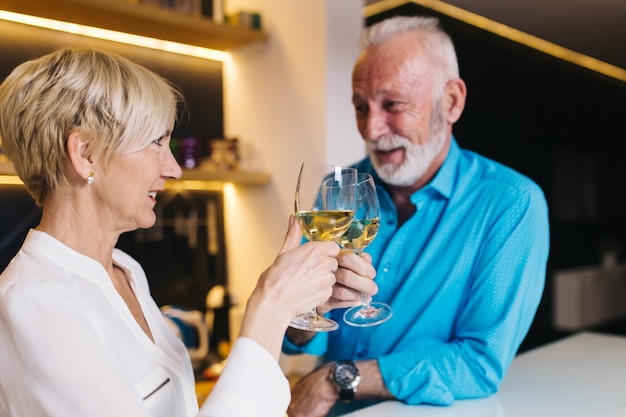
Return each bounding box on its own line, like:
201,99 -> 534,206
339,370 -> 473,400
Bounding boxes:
353,44 -> 436,98
355,32 -> 434,77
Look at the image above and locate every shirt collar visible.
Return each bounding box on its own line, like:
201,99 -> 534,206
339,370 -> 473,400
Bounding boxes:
422,135 -> 460,201
357,135 -> 460,203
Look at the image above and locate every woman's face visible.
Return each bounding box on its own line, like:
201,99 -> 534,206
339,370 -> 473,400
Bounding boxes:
95,132 -> 182,233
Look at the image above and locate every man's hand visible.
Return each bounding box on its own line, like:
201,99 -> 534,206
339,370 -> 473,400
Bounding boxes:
287,363 -> 337,417
288,359 -> 393,416
285,249 -> 377,347
317,249 -> 377,315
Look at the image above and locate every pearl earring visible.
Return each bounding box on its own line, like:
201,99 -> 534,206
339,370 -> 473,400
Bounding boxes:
87,171 -> 94,185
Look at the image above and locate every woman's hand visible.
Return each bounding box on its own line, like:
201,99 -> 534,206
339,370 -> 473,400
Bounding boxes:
239,216 -> 339,359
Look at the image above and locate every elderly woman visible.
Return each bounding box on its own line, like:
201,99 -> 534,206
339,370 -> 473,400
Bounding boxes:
0,47 -> 358,417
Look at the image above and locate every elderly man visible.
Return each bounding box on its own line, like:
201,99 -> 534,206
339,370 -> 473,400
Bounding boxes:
284,15 -> 549,417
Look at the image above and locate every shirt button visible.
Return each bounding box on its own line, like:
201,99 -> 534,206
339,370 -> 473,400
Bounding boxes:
382,264 -> 390,273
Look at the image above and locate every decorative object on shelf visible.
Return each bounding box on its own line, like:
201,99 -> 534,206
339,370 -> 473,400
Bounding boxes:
209,138 -> 240,172
200,0 -> 224,24
171,137 -> 242,173
140,0 -> 202,16
225,11 -> 262,30
178,137 -> 202,169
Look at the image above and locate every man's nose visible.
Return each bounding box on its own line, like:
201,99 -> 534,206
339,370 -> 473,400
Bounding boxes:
362,109 -> 389,141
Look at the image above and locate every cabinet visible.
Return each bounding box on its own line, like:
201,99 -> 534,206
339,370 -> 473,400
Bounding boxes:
0,0 -> 271,187
0,0 -> 268,51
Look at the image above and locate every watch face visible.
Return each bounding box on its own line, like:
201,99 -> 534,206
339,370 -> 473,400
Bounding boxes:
334,361 -> 361,389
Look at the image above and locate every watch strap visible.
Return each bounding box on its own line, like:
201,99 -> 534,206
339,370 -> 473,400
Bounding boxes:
338,387 -> 355,402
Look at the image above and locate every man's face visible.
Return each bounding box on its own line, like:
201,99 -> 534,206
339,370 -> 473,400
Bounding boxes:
352,33 -> 448,187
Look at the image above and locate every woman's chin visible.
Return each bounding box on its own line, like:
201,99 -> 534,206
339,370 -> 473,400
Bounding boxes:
136,214 -> 157,230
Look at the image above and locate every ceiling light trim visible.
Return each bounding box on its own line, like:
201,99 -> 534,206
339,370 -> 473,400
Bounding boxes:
364,0 -> 625,82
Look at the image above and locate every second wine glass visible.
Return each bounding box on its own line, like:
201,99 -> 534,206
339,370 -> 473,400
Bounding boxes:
341,173 -> 393,327
291,162 -> 357,332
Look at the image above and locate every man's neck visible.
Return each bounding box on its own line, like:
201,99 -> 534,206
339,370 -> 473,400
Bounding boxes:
384,138 -> 451,226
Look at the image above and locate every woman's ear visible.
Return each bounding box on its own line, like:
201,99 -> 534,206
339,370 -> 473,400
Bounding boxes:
66,130 -> 92,182
443,78 -> 467,124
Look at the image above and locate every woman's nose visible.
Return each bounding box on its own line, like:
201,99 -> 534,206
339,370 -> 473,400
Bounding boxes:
163,147 -> 183,180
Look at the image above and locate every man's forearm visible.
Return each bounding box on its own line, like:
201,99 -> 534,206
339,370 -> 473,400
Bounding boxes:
285,326 -> 316,347
354,359 -> 393,401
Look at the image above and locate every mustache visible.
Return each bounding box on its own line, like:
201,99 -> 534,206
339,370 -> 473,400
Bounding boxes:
367,135 -> 411,151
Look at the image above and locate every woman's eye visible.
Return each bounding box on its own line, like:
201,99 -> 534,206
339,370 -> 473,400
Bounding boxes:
152,136 -> 164,147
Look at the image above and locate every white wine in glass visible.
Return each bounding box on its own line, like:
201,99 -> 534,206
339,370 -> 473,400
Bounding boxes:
291,163 -> 357,332
341,173 -> 393,327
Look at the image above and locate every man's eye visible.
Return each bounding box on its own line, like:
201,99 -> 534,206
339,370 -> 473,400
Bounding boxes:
354,104 -> 368,114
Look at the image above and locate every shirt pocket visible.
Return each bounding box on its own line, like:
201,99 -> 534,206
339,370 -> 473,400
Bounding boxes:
133,365 -> 178,417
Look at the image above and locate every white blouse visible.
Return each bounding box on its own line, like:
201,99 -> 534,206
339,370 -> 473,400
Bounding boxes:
0,230 -> 290,417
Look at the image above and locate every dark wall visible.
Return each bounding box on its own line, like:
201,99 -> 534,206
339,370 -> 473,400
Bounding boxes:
0,186 -> 42,270
367,4 -> 626,350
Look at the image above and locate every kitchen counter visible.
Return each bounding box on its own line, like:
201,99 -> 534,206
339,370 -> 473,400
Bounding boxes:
340,331 -> 626,416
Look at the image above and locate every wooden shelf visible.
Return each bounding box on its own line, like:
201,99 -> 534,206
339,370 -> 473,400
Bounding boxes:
178,168 -> 271,186
0,0 -> 268,51
0,160 -> 270,187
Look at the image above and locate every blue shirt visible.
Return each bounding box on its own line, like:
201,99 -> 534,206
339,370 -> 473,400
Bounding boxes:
283,138 -> 550,407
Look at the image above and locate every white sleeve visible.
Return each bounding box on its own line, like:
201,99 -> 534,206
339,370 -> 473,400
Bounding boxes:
198,337 -> 290,417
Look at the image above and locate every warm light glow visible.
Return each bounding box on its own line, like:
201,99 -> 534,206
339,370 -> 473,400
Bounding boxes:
221,183 -> 236,239
222,182 -> 236,196
0,175 -> 23,185
0,10 -> 231,62
166,180 -> 225,191
364,0 -> 626,83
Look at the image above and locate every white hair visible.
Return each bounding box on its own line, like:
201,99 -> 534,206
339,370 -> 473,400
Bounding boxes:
361,15 -> 460,83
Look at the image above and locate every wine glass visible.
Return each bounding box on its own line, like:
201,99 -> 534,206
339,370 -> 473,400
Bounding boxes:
291,163 -> 357,332
341,173 -> 393,327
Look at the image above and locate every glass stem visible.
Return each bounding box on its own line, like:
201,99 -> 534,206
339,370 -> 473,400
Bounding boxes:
306,308 -> 319,322
352,248 -> 373,308
360,291 -> 373,308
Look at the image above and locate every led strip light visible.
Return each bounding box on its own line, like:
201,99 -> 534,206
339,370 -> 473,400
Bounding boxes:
0,10 -> 231,62
364,0 -> 626,82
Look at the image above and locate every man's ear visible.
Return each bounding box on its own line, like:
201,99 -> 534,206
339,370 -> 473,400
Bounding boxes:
66,130 -> 92,181
443,78 -> 467,124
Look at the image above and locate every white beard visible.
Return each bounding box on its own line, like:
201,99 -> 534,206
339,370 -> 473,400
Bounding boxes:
367,104 -> 447,187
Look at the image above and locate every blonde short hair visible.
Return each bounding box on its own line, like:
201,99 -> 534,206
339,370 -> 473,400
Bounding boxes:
0,47 -> 182,206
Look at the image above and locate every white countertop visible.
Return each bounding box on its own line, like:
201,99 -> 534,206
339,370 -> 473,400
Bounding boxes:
340,332 -> 626,417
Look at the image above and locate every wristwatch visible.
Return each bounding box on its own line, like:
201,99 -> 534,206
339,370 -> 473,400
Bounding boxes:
331,360 -> 361,402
